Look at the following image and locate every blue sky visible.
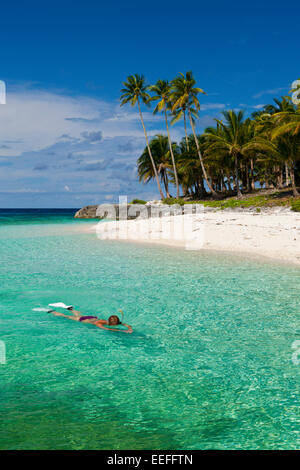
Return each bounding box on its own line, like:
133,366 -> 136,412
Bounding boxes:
0,0 -> 299,207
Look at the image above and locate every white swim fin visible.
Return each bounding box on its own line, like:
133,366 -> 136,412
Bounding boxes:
32,307 -> 54,312
48,302 -> 73,310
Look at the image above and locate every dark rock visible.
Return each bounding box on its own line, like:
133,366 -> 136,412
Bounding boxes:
74,204 -> 151,220
74,203 -> 186,220
74,205 -> 99,219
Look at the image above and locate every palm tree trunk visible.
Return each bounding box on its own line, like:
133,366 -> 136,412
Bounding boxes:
164,109 -> 180,198
226,173 -> 232,192
183,110 -> 189,152
245,164 -> 250,192
285,161 -> 290,186
250,159 -> 255,191
289,163 -> 299,196
221,170 -> 226,192
280,167 -> 284,187
162,170 -> 171,198
276,166 -> 283,189
137,99 -> 165,200
235,155 -> 242,198
188,109 -> 218,197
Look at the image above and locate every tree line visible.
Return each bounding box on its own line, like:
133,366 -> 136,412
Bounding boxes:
120,72 -> 300,200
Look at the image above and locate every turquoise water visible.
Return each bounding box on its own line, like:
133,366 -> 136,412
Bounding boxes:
0,209 -> 299,450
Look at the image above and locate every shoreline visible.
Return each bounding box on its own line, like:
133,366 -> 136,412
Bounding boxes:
82,210 -> 300,266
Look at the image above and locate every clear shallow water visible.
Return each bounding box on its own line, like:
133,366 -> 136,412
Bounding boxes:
0,210 -> 299,450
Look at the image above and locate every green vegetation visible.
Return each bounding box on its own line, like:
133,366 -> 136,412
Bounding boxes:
161,189 -> 300,211
198,194 -> 286,209
121,73 -> 300,202
131,199 -> 147,205
291,199 -> 300,212
137,134 -> 177,199
163,197 -> 185,206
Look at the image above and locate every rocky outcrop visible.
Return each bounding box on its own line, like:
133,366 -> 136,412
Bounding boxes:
74,203 -> 185,219
75,204 -> 151,220
74,205 -> 99,218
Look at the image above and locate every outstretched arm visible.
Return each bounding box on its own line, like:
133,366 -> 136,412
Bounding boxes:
97,323 -> 133,333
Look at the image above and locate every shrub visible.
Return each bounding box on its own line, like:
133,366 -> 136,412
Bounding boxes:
163,197 -> 185,206
131,199 -> 147,205
291,199 -> 300,212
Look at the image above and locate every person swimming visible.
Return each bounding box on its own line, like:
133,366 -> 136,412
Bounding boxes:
50,307 -> 133,333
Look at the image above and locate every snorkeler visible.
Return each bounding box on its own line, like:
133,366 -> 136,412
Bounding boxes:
50,308 -> 133,333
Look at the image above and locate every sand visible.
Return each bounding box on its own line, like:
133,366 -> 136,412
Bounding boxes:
85,208 -> 300,265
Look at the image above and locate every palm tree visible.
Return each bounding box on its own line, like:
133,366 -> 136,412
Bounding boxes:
149,80 -> 180,198
262,101 -> 300,196
262,96 -> 295,115
275,136 -> 299,196
245,132 -> 300,196
243,106 -> 300,195
176,135 -> 208,198
272,109 -> 300,138
204,123 -> 235,192
137,134 -> 176,197
251,112 -> 282,188
271,118 -> 300,196
204,111 -> 249,198
120,74 -> 164,199
171,71 -> 218,197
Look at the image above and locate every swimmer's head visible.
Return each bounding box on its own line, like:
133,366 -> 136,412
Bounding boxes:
108,315 -> 121,326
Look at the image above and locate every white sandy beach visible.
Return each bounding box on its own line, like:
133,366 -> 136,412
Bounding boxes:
86,209 -> 300,265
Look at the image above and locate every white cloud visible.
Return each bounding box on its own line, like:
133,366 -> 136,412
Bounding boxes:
251,104 -> 266,109
105,111 -> 162,123
0,90 -> 104,156
252,87 -> 287,99
0,84 -> 227,207
201,103 -> 226,111
0,87 -> 152,157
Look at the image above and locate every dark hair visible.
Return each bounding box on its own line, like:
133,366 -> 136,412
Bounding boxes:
108,315 -> 121,326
